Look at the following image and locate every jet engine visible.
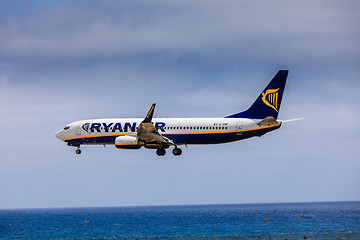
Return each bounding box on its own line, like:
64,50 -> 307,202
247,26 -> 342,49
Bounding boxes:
115,135 -> 141,149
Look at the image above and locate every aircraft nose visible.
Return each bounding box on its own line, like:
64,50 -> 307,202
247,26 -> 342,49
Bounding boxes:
55,130 -> 63,140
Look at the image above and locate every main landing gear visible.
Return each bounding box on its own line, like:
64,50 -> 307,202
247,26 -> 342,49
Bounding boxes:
156,148 -> 166,156
156,147 -> 182,156
172,147 -> 182,156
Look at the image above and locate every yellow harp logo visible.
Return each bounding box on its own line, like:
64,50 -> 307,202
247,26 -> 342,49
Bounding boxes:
261,88 -> 279,112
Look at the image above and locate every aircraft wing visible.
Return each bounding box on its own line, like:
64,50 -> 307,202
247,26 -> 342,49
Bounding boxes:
137,103 -> 174,145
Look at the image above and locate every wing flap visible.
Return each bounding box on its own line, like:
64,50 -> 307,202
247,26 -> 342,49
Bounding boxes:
137,104 -> 174,146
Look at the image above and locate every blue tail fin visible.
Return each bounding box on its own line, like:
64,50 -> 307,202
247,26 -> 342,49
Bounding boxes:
226,70 -> 288,119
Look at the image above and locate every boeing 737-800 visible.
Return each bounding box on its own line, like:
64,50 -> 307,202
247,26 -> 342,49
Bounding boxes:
56,70 -> 289,156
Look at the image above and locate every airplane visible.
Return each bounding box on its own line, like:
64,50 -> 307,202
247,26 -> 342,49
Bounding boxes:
56,70 -> 289,156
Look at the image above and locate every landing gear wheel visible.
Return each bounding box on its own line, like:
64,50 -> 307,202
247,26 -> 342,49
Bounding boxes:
76,146 -> 81,154
156,148 -> 166,156
172,148 -> 182,156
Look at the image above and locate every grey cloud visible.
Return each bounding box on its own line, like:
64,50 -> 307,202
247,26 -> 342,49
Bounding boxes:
1,0 -> 360,208
1,0 -> 359,68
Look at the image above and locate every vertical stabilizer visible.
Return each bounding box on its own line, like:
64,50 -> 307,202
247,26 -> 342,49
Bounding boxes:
226,70 -> 288,119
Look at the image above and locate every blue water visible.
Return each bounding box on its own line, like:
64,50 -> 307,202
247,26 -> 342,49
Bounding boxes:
0,202 -> 359,240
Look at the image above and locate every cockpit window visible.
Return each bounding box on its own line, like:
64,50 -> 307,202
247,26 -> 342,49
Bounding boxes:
64,126 -> 70,130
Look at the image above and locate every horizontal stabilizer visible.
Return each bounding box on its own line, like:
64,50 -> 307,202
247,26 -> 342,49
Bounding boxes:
258,116 -> 279,126
282,118 -> 305,123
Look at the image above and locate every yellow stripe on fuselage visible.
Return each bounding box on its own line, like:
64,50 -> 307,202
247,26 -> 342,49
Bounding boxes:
115,143 -> 138,145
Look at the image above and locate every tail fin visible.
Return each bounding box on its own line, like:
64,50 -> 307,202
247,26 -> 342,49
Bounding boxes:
226,70 -> 288,119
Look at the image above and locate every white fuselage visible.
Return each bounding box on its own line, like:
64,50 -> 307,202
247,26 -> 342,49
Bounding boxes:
56,117 -> 281,147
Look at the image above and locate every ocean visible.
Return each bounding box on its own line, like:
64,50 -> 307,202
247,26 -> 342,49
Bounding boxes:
0,202 -> 359,240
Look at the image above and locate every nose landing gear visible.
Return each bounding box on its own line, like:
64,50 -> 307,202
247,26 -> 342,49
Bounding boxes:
75,146 -> 81,154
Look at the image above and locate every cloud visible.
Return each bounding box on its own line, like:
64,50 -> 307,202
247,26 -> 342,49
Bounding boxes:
0,0 -> 360,208
1,0 -> 359,69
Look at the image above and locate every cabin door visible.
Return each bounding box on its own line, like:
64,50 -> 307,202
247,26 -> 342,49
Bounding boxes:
236,121 -> 242,135
76,125 -> 81,135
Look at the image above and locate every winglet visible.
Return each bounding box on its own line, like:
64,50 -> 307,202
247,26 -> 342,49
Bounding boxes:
142,103 -> 156,123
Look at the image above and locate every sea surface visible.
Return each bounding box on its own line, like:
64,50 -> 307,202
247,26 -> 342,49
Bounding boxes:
0,202 -> 359,240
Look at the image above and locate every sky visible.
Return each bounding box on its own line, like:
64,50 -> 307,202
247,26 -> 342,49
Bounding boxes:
0,0 -> 359,209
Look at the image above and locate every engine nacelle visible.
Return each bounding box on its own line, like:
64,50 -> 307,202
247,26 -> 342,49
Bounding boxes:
115,135 -> 141,149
